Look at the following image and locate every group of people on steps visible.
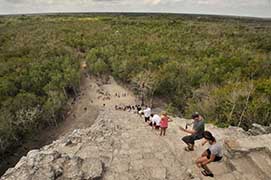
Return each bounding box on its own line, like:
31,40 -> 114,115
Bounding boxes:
136,105 -> 223,178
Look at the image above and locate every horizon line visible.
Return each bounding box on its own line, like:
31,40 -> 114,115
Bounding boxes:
0,11 -> 271,20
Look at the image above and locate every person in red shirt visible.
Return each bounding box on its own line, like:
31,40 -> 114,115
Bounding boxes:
160,112 -> 172,136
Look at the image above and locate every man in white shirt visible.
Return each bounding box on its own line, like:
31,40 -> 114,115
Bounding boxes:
143,106 -> 151,122
150,114 -> 161,130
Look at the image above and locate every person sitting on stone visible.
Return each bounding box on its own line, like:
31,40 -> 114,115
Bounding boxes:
150,114 -> 161,130
160,112 -> 172,136
143,106 -> 151,123
196,131 -> 223,177
179,113 -> 205,151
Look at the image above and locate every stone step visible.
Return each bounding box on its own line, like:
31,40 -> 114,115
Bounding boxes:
207,159 -> 232,176
213,172 -> 238,180
214,170 -> 254,180
229,155 -> 270,180
187,159 -> 235,179
247,150 -> 271,178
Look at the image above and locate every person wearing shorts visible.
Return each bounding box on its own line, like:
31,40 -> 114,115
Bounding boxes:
150,114 -> 161,130
206,149 -> 222,162
160,112 -> 172,136
179,113 -> 205,151
196,131 -> 223,177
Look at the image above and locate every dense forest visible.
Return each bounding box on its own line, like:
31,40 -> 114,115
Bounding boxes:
0,14 -> 270,155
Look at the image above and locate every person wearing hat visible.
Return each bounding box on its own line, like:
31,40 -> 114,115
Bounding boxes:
179,113 -> 205,151
196,131 -> 223,177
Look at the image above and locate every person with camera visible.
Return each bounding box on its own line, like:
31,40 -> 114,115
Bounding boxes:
179,112 -> 205,151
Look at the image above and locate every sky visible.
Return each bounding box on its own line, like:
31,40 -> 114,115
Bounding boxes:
0,0 -> 271,18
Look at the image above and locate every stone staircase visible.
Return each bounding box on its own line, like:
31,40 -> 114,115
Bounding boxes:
1,108 -> 271,180
169,115 -> 271,180
101,109 -> 189,180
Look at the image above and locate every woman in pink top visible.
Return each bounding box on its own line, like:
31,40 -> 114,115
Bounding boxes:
160,112 -> 172,136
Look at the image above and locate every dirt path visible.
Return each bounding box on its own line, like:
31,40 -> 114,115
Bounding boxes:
0,75 -> 135,176
37,75 -> 136,147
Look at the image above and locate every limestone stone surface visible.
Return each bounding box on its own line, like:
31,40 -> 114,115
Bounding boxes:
1,90 -> 271,180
